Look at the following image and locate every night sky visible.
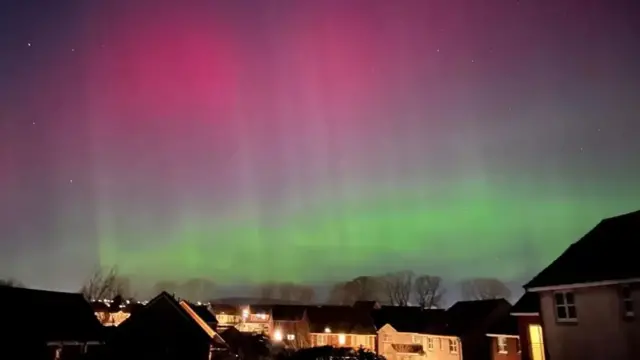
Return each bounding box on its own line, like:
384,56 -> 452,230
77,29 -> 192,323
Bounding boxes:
1,0 -> 639,292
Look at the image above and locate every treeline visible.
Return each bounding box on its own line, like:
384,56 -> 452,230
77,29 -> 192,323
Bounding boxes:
3,268 -> 512,307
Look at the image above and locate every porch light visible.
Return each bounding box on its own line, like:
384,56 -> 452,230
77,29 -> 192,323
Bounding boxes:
324,327 -> 331,333
338,334 -> 346,345
273,329 -> 283,342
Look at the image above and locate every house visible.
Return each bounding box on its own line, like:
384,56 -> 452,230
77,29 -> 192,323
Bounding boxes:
486,311 -> 521,360
353,300 -> 382,310
235,304 -> 272,334
270,305 -> 311,349
101,291 -> 228,360
92,300 -> 145,326
445,299 -> 512,360
373,306 -> 461,360
306,306 -> 377,351
210,304 -> 242,331
0,285 -> 105,360
523,210 -> 640,360
510,292 -> 546,360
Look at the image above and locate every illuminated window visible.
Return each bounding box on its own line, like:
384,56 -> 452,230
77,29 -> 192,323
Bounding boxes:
448,339 -> 458,354
338,334 -> 346,345
317,335 -> 327,346
427,337 -> 434,351
287,334 -> 295,341
497,337 -> 508,354
554,292 -> 577,321
621,286 -> 634,317
528,325 -> 546,360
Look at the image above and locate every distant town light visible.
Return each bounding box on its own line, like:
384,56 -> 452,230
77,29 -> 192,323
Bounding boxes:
338,334 -> 346,345
324,327 -> 331,333
273,329 -> 283,342
242,308 -> 249,318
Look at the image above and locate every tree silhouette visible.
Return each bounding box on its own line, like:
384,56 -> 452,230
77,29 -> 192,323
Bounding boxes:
413,275 -> 445,308
460,278 -> 511,301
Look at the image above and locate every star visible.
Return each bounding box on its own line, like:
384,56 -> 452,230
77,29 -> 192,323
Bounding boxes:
71,48 -> 75,52
27,42 -> 31,47
69,179 -> 73,184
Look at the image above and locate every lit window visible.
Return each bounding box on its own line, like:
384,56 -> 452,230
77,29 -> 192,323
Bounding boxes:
621,286 -> 634,317
497,337 -> 508,354
449,339 -> 458,354
287,334 -> 295,341
317,335 -> 326,346
338,334 -> 346,345
554,292 -> 577,321
427,337 -> 434,351
273,330 -> 283,342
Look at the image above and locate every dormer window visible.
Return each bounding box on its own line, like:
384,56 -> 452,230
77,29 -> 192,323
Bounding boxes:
554,291 -> 577,321
621,285 -> 634,318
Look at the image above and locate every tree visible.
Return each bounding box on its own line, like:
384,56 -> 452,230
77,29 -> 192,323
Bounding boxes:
80,266 -> 130,301
327,276 -> 382,305
413,275 -> 444,308
460,277 -> 511,301
176,278 -> 216,301
0,278 -> 24,287
257,283 -> 315,304
382,271 -> 414,306
152,280 -> 176,293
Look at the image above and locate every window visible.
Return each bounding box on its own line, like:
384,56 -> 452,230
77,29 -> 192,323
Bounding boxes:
438,338 -> 443,351
554,291 -> 577,321
427,337 -> 434,351
516,338 -> 521,353
449,339 -> 458,354
497,337 -> 508,354
382,334 -> 392,342
621,285 -> 634,317
317,335 -> 326,346
412,335 -> 419,344
286,334 -> 295,341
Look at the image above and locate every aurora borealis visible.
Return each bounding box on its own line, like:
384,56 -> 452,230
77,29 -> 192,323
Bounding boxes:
1,0 -> 640,292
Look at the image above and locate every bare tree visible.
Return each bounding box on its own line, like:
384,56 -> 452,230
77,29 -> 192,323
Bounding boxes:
153,280 -> 178,296
257,283 -> 315,304
327,276 -> 382,305
0,278 -> 24,287
258,283 -> 277,300
460,278 -> 511,301
80,266 -> 130,301
413,275 -> 445,308
176,278 -> 216,301
382,271 -> 414,306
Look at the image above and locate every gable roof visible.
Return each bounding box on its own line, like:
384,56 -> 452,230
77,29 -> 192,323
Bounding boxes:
524,210 -> 640,291
372,306 -> 447,334
188,303 -> 218,324
271,305 -> 307,321
445,299 -> 511,336
0,285 -> 104,342
510,292 -> 539,315
306,306 -> 376,334
116,292 -> 221,343
210,304 -> 240,315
